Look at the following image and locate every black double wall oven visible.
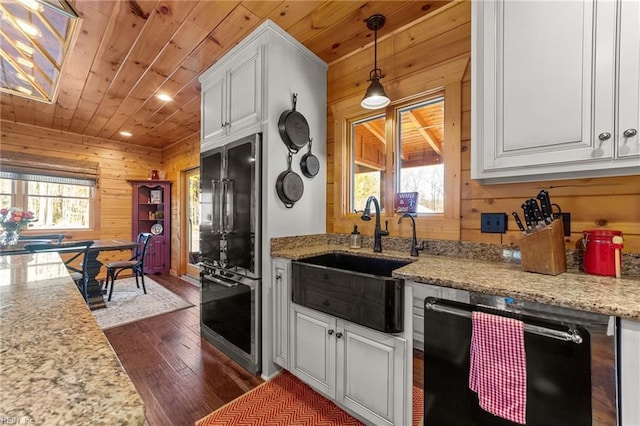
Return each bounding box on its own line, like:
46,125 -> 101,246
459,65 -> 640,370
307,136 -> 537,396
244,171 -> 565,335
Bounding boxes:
200,133 -> 261,374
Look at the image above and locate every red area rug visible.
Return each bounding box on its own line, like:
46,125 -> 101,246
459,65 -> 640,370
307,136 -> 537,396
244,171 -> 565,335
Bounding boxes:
196,370 -> 423,425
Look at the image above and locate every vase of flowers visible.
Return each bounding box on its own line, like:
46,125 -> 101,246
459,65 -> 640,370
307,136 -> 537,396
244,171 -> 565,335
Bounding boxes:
0,208 -> 35,246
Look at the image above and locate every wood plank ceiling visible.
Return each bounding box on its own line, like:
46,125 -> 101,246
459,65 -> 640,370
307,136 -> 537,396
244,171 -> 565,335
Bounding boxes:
0,0 -> 450,150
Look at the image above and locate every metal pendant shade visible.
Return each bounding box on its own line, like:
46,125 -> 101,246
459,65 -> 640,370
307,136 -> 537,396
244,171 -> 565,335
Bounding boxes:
361,14 -> 390,109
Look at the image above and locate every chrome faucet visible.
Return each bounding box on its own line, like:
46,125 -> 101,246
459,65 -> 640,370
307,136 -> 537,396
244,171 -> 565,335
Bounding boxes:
360,196 -> 388,253
398,213 -> 425,257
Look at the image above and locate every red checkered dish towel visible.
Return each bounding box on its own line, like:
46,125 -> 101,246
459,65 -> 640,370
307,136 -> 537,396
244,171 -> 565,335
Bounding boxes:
469,311 -> 527,424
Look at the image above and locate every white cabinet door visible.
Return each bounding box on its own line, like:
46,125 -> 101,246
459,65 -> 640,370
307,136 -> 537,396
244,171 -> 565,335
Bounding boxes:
272,259 -> 290,368
617,0 -> 640,160
290,304 -> 336,399
200,44 -> 262,144
227,45 -> 262,135
472,0 -> 618,180
620,319 -> 640,425
201,72 -> 226,141
337,321 -> 406,426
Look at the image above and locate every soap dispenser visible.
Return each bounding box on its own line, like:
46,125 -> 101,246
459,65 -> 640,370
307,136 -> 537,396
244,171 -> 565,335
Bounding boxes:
350,224 -> 362,249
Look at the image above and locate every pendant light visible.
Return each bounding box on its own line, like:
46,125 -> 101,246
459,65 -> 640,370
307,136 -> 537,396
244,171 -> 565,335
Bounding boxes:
361,14 -> 390,110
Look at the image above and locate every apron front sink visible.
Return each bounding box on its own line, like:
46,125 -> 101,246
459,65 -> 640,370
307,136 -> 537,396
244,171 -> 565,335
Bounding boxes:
291,253 -> 412,333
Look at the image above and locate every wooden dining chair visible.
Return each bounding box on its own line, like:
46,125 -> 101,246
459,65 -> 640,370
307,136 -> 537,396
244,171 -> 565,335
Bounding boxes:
24,240 -> 95,301
104,232 -> 153,302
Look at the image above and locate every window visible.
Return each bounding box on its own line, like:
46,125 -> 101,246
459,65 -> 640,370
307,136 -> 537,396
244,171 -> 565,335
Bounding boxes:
397,98 -> 445,213
350,114 -> 385,212
349,93 -> 445,215
0,152 -> 98,230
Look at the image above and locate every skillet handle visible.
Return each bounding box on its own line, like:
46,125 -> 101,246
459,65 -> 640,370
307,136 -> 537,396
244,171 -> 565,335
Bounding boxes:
284,202 -> 294,209
292,93 -> 297,110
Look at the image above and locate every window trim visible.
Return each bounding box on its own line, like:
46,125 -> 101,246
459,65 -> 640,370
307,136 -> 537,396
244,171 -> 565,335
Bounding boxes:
1,175 -> 100,234
332,55 -> 467,241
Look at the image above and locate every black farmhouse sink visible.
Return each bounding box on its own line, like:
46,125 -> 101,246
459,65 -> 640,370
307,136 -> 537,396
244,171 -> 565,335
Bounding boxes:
291,253 -> 412,333
294,252 -> 411,277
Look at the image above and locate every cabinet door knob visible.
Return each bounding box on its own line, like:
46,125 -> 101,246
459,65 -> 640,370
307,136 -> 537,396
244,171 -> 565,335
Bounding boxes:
598,132 -> 611,141
327,329 -> 334,335
623,128 -> 638,138
335,332 -> 343,339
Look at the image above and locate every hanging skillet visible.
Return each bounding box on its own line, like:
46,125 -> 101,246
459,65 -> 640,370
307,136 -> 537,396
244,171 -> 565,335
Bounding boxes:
300,138 -> 320,178
276,152 -> 304,208
278,93 -> 310,152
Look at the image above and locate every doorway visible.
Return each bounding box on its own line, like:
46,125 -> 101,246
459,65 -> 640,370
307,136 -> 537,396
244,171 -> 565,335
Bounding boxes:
181,167 -> 200,279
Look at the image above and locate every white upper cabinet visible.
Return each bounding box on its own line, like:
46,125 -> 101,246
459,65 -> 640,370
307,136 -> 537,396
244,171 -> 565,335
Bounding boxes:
200,42 -> 262,142
618,0 -> 640,160
472,0 -> 640,183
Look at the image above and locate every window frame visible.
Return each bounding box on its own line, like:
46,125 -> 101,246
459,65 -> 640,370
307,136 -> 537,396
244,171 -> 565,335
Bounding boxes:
348,90 -> 446,216
332,56 -> 466,240
1,178 -> 99,234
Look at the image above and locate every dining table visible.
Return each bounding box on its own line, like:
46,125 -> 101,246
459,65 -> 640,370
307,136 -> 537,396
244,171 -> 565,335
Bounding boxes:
0,238 -> 139,310
83,239 -> 140,310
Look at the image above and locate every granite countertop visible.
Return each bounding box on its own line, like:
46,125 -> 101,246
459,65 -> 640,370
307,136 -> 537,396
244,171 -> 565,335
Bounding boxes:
271,242 -> 640,320
0,253 -> 145,425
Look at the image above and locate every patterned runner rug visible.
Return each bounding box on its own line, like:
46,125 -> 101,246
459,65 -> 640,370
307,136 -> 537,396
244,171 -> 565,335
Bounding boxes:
92,277 -> 193,330
196,369 -> 424,426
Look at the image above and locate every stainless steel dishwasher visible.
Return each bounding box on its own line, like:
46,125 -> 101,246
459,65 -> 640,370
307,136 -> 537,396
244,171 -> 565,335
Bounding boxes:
423,291 -> 618,425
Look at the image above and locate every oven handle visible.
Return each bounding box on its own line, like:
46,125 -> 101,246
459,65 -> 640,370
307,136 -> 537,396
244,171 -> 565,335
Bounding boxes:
425,299 -> 583,344
203,274 -> 238,288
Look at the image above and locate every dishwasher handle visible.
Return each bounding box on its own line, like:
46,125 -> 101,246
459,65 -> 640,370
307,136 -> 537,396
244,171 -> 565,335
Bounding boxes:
425,298 -> 583,344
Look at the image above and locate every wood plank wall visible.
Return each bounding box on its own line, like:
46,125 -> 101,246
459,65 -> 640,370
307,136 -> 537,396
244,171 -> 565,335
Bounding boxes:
162,133 -> 200,276
326,1 -> 640,253
0,120 -> 164,275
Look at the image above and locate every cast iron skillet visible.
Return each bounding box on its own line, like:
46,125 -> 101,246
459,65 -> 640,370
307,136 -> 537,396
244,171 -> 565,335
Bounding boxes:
278,93 -> 309,152
300,138 -> 319,178
276,152 -> 304,208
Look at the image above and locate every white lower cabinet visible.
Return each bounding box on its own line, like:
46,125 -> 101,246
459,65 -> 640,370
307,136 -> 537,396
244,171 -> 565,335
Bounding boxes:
620,319 -> 640,425
272,259 -> 290,369
290,303 -> 407,426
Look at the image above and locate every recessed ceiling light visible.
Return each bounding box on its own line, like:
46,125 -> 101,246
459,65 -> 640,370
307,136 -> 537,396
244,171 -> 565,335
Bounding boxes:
156,93 -> 173,102
119,131 -> 133,137
17,57 -> 33,68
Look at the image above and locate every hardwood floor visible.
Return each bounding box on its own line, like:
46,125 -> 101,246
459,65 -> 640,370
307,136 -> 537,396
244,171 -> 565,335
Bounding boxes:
103,274 -> 263,426
104,273 -> 424,425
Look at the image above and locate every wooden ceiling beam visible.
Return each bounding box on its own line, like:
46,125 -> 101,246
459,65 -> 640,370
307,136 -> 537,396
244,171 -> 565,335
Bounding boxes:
406,110 -> 442,155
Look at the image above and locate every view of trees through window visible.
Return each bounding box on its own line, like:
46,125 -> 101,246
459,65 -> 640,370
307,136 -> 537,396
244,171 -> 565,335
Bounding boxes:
397,98 -> 444,213
0,178 -> 92,229
351,114 -> 385,212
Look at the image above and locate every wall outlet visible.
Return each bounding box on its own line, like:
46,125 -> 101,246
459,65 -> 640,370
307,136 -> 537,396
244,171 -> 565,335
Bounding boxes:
481,213 -> 508,233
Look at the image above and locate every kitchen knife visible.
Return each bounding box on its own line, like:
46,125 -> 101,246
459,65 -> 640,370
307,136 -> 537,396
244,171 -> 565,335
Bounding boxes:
521,202 -> 534,231
512,211 -> 526,232
528,198 -> 545,227
536,189 -> 554,224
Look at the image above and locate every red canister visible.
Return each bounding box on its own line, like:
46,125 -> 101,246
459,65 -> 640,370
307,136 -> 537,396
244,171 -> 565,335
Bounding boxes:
583,230 -> 623,276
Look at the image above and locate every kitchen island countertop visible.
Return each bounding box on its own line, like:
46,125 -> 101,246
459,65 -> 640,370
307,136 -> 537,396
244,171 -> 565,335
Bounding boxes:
271,243 -> 640,320
0,252 -> 145,425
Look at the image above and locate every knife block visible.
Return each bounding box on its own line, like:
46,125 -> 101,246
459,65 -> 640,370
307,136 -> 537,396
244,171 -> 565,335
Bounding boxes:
519,219 -> 567,275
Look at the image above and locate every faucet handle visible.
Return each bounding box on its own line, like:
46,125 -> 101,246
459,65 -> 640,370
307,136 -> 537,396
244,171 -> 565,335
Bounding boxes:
380,220 -> 389,236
